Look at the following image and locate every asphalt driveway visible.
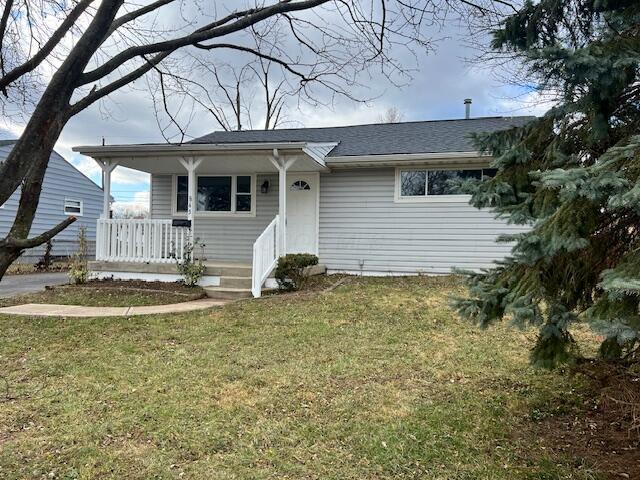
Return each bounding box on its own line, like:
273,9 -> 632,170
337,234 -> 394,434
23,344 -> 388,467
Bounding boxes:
0,272 -> 69,298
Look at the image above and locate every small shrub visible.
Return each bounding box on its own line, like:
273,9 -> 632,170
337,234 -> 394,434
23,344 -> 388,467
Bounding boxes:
176,239 -> 205,287
68,227 -> 89,284
274,253 -> 319,291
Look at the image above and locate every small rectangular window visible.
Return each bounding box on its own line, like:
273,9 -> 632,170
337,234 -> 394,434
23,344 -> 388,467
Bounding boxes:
235,175 -> 252,212
64,198 -> 83,216
176,176 -> 188,212
237,175 -> 251,193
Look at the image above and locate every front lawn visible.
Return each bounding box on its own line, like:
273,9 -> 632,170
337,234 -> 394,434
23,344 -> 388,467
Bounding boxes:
0,276 -> 603,479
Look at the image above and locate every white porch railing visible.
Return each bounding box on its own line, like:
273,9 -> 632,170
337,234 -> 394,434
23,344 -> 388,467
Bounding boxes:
96,219 -> 187,263
252,215 -> 280,297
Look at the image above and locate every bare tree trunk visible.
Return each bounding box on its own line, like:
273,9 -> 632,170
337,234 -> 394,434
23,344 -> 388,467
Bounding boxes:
235,81 -> 242,131
0,0 -> 125,279
0,248 -> 22,278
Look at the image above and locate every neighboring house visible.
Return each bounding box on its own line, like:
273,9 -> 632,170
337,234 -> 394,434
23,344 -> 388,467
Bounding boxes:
74,115 -> 534,298
0,140 -> 103,263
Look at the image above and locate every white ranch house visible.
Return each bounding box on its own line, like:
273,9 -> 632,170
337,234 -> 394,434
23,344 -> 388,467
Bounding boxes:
74,116 -> 533,299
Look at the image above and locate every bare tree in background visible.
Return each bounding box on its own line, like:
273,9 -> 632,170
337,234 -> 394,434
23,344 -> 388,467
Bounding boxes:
0,0 -> 513,278
377,106 -> 404,123
156,23 -> 297,133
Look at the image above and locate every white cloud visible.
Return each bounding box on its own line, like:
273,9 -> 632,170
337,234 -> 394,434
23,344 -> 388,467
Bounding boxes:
112,167 -> 150,186
112,191 -> 150,218
68,155 -> 102,179
68,155 -> 149,187
494,90 -> 556,118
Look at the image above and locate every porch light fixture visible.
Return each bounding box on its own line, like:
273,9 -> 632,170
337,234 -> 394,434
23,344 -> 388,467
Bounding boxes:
261,180 -> 270,194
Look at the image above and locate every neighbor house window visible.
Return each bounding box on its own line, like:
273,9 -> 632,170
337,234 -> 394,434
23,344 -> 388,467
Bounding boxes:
64,198 -> 83,216
397,168 -> 495,200
175,175 -> 253,214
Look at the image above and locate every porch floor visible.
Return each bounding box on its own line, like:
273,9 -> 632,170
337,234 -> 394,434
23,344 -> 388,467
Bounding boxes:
89,260 -> 251,276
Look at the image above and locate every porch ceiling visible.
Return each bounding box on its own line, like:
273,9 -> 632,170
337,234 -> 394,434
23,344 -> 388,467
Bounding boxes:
72,142 -> 334,174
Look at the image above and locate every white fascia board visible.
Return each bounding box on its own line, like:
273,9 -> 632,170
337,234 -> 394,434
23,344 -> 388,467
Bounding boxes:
325,151 -> 491,168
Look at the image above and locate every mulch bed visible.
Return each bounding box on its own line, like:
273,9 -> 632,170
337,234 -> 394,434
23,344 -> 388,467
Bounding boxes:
52,279 -> 205,299
519,362 -> 640,479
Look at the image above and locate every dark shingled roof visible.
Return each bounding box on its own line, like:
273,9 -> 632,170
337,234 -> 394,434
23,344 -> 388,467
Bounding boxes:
190,116 -> 534,157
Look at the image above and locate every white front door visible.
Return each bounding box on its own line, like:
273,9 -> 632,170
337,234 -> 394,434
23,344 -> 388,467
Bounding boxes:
286,173 -> 318,254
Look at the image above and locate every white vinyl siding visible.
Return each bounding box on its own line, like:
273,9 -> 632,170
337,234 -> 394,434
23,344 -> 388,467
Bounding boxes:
151,166 -> 527,272
319,168 -> 528,274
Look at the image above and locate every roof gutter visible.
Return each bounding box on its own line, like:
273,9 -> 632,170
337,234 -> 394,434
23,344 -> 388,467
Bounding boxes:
72,141 -> 314,158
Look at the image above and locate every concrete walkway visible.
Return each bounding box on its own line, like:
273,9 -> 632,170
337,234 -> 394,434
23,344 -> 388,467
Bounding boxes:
0,298 -> 227,317
0,272 -> 69,298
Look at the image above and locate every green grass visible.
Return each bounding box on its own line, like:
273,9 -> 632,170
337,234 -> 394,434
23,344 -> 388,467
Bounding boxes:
0,276 -> 599,479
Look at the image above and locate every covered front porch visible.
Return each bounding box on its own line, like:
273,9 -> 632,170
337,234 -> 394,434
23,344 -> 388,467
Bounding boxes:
73,141 -> 335,297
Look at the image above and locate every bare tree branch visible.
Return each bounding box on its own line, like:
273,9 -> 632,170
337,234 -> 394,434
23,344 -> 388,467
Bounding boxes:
107,0 -> 176,36
2,216 -> 77,249
0,0 -> 15,76
193,43 -> 314,84
79,0 -> 331,86
0,0 -> 95,95
70,51 -> 172,114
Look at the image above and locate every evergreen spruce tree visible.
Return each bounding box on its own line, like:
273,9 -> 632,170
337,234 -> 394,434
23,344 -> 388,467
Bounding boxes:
454,0 -> 640,367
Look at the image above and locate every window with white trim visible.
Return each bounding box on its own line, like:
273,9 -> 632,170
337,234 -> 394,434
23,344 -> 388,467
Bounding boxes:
175,175 -> 253,214
397,168 -> 495,199
64,198 -> 83,216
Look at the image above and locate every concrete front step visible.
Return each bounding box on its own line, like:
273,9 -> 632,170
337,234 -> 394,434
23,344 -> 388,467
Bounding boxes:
219,276 -> 252,289
204,287 -> 253,300
204,263 -> 252,277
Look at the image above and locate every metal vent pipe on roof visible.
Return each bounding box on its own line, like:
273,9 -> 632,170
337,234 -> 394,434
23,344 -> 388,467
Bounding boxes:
464,98 -> 472,119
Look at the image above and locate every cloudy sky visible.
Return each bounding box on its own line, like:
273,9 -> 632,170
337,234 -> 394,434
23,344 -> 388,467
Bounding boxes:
0,10 -> 549,213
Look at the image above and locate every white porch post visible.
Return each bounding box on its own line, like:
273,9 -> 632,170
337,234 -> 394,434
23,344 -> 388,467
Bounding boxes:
270,149 -> 297,256
178,157 -> 202,245
279,164 -> 287,255
98,159 -> 118,219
